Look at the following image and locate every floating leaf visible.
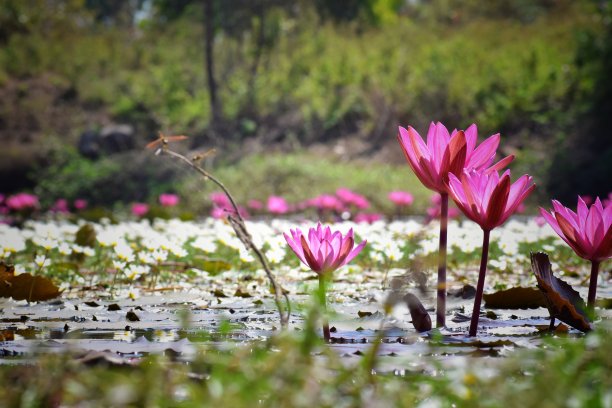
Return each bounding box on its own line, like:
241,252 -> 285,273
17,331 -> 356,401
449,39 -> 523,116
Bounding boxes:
192,258 -> 232,275
483,287 -> 547,309
403,293 -> 432,332
531,252 -> 592,333
0,262 -> 61,302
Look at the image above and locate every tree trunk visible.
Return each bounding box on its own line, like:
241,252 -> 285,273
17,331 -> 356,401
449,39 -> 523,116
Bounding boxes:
203,0 -> 220,121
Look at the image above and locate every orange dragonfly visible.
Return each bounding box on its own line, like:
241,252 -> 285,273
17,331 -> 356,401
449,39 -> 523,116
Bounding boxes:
145,132 -> 189,150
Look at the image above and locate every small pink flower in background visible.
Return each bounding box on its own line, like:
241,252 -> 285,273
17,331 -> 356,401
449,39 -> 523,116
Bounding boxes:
336,188 -> 370,209
540,197 -> 611,263
284,223 -> 366,275
426,205 -> 460,222
159,193 -> 180,207
354,213 -> 383,224
51,199 -> 69,214
74,199 -> 88,210
210,205 -> 249,219
6,193 -> 39,211
308,194 -> 344,212
248,199 -> 263,210
210,192 -> 231,208
267,196 -> 289,214
447,169 -> 535,231
388,191 -> 414,207
131,203 -> 149,217
210,207 -> 226,219
534,216 -> 547,227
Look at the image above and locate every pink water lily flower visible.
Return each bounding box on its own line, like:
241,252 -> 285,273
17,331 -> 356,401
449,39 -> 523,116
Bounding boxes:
159,193 -> 180,207
388,191 -> 414,207
540,196 -> 611,308
398,123 -> 514,194
447,168 -> 535,336
447,169 -> 535,232
284,223 -> 366,275
540,197 -> 611,262
267,196 -> 289,214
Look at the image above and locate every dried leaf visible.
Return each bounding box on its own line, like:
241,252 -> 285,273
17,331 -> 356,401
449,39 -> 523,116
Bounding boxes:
483,287 -> 547,309
126,311 -> 140,322
234,288 -> 252,298
0,262 -> 61,302
357,311 -> 373,318
403,293 -> 432,332
531,252 -> 592,332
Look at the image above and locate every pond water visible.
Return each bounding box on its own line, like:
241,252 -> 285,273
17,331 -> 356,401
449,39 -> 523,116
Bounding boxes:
2,270 -> 609,371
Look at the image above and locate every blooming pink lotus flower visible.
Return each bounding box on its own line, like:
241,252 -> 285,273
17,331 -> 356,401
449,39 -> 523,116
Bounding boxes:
74,199 -> 88,210
447,168 -> 535,336
388,191 -> 414,207
131,203 -> 149,217
540,197 -> 611,308
398,123 -> 514,194
540,197 -> 611,262
284,223 -> 366,276
447,169 -> 535,232
285,223 -> 366,342
267,196 -> 289,214
159,193 -> 180,207
397,122 -> 514,328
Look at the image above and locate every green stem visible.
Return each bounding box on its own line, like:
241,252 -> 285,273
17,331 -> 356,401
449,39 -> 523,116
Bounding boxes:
436,193 -> 448,327
469,229 -> 490,337
587,260 -> 600,310
319,274 -> 330,342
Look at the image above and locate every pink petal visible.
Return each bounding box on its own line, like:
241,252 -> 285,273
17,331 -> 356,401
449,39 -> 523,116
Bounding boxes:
468,133 -> 500,170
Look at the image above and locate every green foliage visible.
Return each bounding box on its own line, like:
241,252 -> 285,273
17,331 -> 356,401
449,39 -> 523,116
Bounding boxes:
32,142 -> 182,206
0,0 -> 607,200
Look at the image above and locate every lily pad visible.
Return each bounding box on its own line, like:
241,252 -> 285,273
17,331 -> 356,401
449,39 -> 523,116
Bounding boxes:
483,287 -> 547,309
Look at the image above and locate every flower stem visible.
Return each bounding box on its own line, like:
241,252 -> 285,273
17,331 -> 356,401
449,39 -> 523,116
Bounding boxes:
436,193 -> 448,327
587,260 -> 600,310
469,229 -> 490,337
318,274 -> 330,342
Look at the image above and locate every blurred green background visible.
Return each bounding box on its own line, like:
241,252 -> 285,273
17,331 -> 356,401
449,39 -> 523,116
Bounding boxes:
0,0 -> 610,212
